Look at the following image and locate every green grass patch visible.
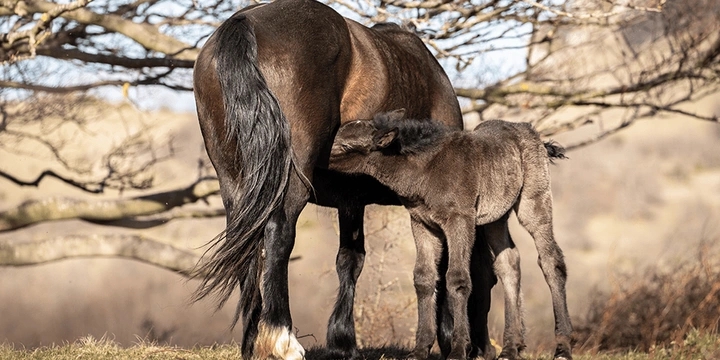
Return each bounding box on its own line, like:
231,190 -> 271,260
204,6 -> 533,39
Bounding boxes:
1,330 -> 718,359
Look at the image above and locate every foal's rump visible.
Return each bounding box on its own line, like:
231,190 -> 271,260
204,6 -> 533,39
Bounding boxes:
473,120 -> 564,163
469,120 -> 565,224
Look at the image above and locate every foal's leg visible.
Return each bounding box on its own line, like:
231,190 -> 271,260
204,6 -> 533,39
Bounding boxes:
254,173 -> 310,360
516,189 -> 572,360
439,224 -> 498,360
326,205 -> 365,360
441,216 -> 475,359
410,218 -> 443,360
483,218 -> 526,360
436,245 -> 452,357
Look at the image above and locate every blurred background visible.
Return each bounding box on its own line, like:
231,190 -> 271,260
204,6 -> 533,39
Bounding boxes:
1,0 -> 719,355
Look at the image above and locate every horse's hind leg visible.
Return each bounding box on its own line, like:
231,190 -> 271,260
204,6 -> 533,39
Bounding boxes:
326,204 -> 365,360
468,224 -> 498,360
254,172 -> 311,360
515,187 -> 572,360
483,218 -> 526,360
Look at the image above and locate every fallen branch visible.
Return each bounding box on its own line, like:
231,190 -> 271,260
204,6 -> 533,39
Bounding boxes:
0,234 -> 201,276
0,178 -> 220,232
0,234 -> 302,277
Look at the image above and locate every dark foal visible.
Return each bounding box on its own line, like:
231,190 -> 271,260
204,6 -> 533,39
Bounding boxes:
329,111 -> 573,360
192,0 -> 497,358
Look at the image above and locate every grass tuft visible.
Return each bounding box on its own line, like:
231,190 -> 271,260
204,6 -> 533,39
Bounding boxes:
1,330 -> 719,360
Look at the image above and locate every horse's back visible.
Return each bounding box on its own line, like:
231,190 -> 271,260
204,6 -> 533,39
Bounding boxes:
341,20 -> 463,128
197,0 -> 354,172
373,24 -> 461,126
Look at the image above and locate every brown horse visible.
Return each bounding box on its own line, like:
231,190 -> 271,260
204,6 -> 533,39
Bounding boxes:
192,0 -> 496,358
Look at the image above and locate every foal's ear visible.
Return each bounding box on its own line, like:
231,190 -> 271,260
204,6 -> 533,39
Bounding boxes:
385,108 -> 406,122
374,127 -> 399,149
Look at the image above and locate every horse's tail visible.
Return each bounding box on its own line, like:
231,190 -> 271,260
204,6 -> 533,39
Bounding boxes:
192,14 -> 292,337
544,140 -> 567,163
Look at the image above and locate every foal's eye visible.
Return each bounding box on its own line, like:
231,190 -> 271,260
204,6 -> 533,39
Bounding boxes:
341,144 -> 353,152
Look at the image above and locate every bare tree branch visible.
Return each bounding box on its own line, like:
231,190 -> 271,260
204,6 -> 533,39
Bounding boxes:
0,177 -> 220,232
1,0 -> 94,64
36,47 -> 195,69
0,234 -> 300,277
0,234 -> 201,276
1,0 -> 199,65
0,168 -> 108,193
0,79 -> 130,93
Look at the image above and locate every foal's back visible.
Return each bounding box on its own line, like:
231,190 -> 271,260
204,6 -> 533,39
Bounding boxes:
428,120 -> 548,224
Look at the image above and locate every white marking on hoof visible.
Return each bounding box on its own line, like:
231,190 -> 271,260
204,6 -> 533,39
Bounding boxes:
255,323 -> 305,360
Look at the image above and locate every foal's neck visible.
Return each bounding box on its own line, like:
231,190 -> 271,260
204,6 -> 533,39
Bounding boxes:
367,147 -> 439,199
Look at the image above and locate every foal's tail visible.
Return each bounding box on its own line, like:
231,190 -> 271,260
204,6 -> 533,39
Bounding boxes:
544,140 -> 567,163
192,13 -> 293,347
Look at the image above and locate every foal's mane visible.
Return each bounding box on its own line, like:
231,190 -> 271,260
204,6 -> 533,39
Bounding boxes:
372,112 -> 452,155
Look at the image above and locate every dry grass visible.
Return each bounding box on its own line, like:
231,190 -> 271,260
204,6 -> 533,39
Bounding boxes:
2,330 -> 719,360
575,241 -> 720,354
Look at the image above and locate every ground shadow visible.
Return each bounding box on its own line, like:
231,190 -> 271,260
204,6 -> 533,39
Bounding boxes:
305,346 -> 444,360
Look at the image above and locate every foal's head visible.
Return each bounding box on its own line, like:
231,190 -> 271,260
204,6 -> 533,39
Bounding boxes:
329,111 -> 402,174
330,109 -> 450,174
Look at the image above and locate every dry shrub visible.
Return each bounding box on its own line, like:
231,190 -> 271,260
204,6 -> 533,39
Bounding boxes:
575,241 -> 720,353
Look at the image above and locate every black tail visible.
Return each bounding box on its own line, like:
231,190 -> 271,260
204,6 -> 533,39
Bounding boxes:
192,14 -> 292,341
544,140 -> 567,163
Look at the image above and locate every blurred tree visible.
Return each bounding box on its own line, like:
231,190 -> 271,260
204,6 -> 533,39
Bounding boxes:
0,0 -> 718,268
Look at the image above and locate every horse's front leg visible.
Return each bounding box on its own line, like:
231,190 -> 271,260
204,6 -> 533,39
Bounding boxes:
441,215 -> 475,360
410,217 -> 443,360
254,175 -> 310,360
326,205 -> 366,360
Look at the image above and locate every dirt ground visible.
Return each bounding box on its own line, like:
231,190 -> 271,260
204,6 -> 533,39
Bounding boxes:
1,96 -> 718,352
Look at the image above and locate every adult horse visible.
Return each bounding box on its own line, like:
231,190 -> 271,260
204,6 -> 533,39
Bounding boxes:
192,0 -> 496,358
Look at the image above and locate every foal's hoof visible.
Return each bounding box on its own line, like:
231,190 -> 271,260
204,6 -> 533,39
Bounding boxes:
497,345 -> 521,360
411,346 -> 431,360
447,348 -> 468,360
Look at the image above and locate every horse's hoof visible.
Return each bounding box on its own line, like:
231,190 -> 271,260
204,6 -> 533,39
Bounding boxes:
255,324 -> 306,360
326,348 -> 362,360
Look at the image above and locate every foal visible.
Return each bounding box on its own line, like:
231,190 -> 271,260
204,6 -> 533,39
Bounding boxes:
329,111 -> 573,360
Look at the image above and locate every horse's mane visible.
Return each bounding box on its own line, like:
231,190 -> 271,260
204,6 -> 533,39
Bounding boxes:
372,112 -> 452,155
